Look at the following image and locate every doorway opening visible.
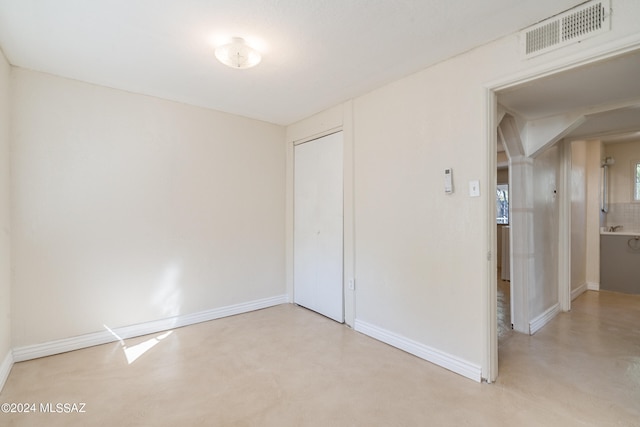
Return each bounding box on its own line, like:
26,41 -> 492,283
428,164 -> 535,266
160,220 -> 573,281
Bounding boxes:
486,46 -> 640,382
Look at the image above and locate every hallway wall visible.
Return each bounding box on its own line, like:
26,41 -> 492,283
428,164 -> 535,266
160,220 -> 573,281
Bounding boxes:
586,141 -> 603,288
531,145 -> 560,315
571,141 -> 588,295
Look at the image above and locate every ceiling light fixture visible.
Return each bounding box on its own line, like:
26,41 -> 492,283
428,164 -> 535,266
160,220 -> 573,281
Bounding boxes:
215,37 -> 262,69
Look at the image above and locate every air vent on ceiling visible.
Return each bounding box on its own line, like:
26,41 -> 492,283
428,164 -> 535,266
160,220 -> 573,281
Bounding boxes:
521,0 -> 611,58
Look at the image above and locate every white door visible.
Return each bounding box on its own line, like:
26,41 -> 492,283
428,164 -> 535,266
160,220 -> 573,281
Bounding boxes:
294,132 -> 344,322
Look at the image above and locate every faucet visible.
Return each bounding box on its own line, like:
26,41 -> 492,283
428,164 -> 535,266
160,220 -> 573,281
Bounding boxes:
609,225 -> 623,232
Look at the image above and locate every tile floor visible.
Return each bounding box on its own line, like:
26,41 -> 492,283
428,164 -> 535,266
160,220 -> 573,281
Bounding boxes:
0,290 -> 639,426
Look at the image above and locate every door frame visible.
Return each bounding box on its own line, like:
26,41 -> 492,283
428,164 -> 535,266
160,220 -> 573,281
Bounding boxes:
483,40 -> 640,382
293,131 -> 345,322
285,101 -> 356,327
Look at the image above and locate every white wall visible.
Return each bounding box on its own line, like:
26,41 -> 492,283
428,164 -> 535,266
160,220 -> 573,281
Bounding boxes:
586,140 -> 602,288
571,141 -> 588,293
288,0 -> 640,377
11,69 -> 286,347
531,146 -> 560,315
0,50 -> 11,366
352,66 -> 488,362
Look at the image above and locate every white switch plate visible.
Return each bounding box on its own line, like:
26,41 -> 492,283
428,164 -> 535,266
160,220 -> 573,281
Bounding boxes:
469,180 -> 480,197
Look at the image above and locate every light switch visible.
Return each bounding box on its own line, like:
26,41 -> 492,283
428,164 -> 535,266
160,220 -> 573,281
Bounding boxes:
469,180 -> 480,197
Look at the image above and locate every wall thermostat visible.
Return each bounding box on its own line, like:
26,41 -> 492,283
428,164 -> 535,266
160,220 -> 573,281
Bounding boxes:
444,168 -> 453,194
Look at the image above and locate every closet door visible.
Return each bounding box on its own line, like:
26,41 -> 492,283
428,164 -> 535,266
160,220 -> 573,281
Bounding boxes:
294,132 -> 344,322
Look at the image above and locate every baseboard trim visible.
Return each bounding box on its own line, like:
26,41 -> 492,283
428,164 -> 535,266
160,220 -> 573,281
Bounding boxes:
354,319 -> 482,383
13,294 -> 288,363
0,350 -> 14,393
587,282 -> 600,291
571,283 -> 588,301
529,303 -> 561,335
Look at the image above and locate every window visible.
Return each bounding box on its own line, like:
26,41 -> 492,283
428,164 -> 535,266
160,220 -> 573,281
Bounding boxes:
496,184 -> 509,224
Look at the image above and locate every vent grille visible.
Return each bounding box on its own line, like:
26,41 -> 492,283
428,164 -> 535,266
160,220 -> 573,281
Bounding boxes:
522,0 -> 610,58
562,3 -> 606,41
526,20 -> 560,54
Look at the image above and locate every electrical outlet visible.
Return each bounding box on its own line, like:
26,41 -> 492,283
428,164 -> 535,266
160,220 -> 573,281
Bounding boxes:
348,278 -> 355,290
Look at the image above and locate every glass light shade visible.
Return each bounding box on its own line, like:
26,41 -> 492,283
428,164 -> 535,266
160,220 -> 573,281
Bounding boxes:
215,37 -> 261,69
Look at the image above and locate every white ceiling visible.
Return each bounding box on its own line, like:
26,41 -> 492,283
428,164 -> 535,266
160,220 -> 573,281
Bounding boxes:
498,49 -> 640,144
0,0 -> 583,125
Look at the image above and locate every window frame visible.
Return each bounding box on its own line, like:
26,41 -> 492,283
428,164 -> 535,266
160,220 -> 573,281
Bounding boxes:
633,159 -> 640,202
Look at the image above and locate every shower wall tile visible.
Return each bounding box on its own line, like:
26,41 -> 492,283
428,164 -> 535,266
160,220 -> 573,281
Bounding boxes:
606,203 -> 640,231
